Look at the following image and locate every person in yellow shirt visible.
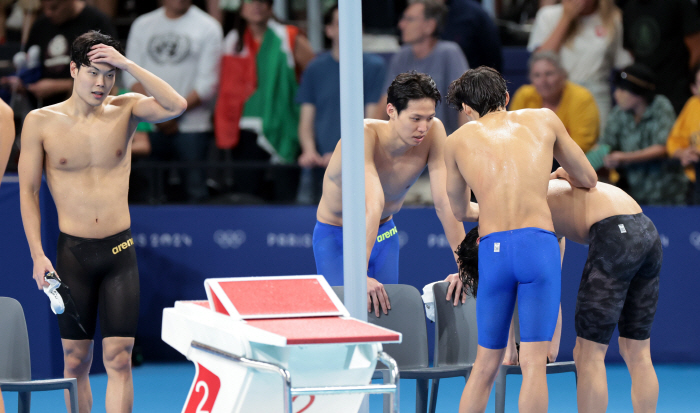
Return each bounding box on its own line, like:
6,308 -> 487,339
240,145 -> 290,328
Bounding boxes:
510,51 -> 600,153
667,63 -> 700,204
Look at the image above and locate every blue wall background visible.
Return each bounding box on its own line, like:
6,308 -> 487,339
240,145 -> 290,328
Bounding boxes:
2,178 -> 699,380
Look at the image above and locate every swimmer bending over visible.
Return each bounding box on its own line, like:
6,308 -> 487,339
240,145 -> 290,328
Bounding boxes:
443,66 -> 596,413
314,71 -> 476,316
453,178 -> 661,413
19,31 -> 186,413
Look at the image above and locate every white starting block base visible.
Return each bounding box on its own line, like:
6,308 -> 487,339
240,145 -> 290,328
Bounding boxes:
162,276 -> 401,413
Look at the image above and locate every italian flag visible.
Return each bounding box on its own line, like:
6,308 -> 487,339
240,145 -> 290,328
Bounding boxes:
216,20 -> 300,164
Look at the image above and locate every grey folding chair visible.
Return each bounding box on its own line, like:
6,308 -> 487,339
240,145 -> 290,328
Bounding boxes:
494,304 -> 577,413
332,284 -> 432,413
427,281 -> 478,413
0,297 -> 78,413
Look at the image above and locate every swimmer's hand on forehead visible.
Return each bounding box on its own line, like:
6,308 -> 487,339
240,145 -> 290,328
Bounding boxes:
86,44 -> 131,72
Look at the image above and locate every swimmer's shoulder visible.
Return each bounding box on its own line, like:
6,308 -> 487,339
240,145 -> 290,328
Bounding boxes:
25,103 -> 67,126
447,119 -> 476,139
363,118 -> 385,142
509,107 -> 558,124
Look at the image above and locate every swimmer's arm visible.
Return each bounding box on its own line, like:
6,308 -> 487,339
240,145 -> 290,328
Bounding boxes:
364,128 -> 391,316
0,101 -> 14,185
87,45 -> 187,123
444,135 -> 479,222
550,109 -> 597,188
18,111 -> 53,288
364,129 -> 384,267
427,121 -> 467,260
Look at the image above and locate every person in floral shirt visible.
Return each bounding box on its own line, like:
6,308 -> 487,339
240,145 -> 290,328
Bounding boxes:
598,63 -> 687,205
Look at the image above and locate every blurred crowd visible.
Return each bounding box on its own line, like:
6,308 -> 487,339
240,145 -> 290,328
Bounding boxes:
1,0 -> 700,206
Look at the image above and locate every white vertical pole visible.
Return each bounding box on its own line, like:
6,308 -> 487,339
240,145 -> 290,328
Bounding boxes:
306,0 -> 323,52
339,2 -> 370,411
338,0 -> 366,322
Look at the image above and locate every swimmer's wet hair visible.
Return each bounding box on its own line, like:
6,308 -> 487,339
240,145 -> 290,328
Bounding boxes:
456,226 -> 480,298
71,31 -> 123,69
447,66 -> 508,117
387,71 -> 441,114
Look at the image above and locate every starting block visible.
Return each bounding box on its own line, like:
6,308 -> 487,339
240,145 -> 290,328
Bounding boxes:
162,275 -> 402,413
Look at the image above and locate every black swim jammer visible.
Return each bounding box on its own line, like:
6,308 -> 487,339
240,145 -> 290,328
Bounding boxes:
55,228 -> 140,340
575,213 -> 662,345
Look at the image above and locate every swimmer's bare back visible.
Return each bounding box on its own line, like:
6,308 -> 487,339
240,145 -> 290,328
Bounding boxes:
317,118 -> 438,226
447,108 -> 596,237
20,96 -> 139,239
547,180 -> 643,245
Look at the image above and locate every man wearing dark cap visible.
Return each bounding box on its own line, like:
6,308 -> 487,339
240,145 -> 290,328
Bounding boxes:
591,63 -> 687,205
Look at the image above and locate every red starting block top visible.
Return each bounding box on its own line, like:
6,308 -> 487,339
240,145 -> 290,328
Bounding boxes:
206,277 -> 344,319
246,316 -> 401,345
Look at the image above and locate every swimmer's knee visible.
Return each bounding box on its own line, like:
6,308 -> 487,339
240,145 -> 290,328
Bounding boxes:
102,337 -> 134,372
62,341 -> 93,375
573,337 -> 607,364
618,337 -> 651,367
103,349 -> 132,373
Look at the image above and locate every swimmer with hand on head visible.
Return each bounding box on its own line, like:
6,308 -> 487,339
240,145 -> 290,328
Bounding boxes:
313,71 -> 476,317
19,30 -> 186,413
443,66 -> 596,413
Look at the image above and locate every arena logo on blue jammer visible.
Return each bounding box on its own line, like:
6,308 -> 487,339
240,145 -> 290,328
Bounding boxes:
267,233 -> 313,248
133,233 -> 193,248
214,230 -> 247,249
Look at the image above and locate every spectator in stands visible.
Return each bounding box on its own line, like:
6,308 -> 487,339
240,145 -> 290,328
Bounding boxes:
216,0 -> 314,202
437,0 -> 503,71
295,4 -> 386,204
375,0 -> 469,135
529,0 -> 632,128
0,0 -> 39,45
85,0 -> 116,17
622,0 -> 700,115
510,51 -> 600,153
596,63 -> 687,205
666,63 -> 700,204
2,0 -> 116,106
125,0 -> 222,202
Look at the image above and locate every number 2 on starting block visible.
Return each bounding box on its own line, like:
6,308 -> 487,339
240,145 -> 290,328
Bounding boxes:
183,363 -> 221,413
